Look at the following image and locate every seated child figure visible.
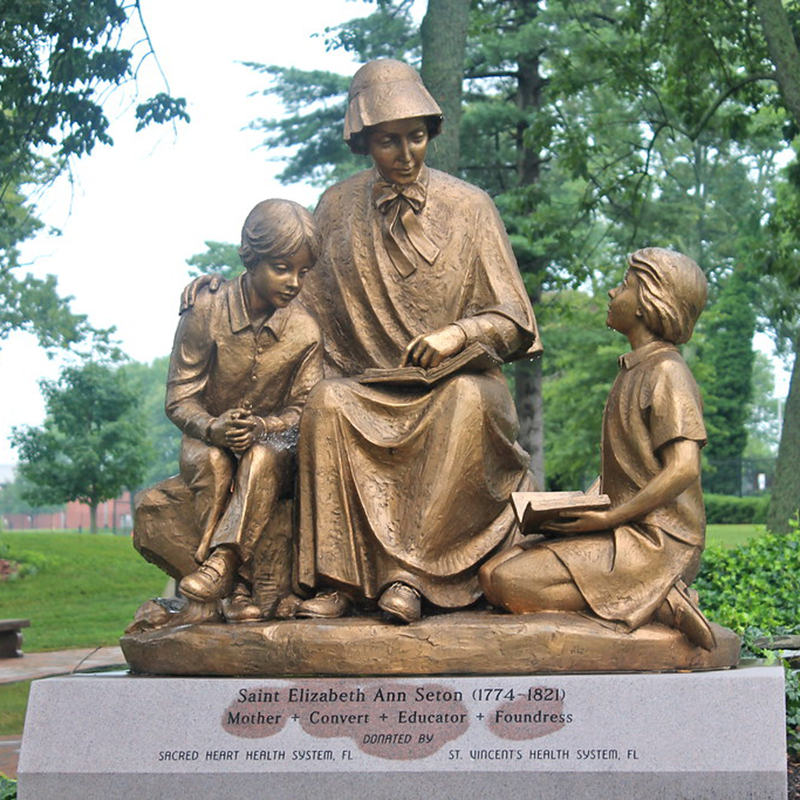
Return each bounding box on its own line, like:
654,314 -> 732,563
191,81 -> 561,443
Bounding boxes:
168,199 -> 322,621
480,247 -> 715,649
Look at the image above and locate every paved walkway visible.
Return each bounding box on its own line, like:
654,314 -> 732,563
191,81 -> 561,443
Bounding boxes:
0,646 -> 125,685
0,646 -> 127,779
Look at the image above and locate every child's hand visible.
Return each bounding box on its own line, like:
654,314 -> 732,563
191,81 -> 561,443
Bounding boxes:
207,409 -> 258,453
543,509 -> 615,534
225,411 -> 264,454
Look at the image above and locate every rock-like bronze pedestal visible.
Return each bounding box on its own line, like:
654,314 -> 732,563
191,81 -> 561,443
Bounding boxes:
120,610 -> 740,677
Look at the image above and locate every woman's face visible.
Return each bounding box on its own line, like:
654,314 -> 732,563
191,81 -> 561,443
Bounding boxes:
367,117 -> 429,185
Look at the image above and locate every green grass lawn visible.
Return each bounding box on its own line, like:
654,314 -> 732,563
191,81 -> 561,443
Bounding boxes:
706,523 -> 765,549
0,680 -> 30,737
0,530 -> 165,652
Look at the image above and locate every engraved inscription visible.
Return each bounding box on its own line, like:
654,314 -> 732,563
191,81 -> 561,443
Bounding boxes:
488,685 -> 573,740
221,680 -> 468,759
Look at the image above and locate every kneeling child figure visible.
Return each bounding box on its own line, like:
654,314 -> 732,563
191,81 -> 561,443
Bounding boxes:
480,247 -> 715,649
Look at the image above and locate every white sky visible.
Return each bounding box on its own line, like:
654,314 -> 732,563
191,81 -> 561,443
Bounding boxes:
0,0 -> 426,464
0,0 -> 790,464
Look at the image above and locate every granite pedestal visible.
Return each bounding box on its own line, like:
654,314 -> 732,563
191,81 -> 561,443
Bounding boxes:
18,665 -> 786,799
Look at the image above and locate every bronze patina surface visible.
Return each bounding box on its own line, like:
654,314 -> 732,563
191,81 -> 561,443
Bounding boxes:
125,61 -> 740,674
120,612 -> 740,677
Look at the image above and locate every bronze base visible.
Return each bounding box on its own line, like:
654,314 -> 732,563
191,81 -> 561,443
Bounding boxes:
120,609 -> 740,676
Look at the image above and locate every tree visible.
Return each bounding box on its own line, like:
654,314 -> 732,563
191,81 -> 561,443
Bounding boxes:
10,361 -> 148,533
0,472 -> 61,520
537,290 -> 619,489
119,357 -> 181,487
701,269 -> 757,494
750,0 -> 800,530
420,0 -> 471,174
186,241 -> 243,281
763,164 -> 800,530
245,1 -> 417,188
744,351 -> 782,458
0,0 -> 188,352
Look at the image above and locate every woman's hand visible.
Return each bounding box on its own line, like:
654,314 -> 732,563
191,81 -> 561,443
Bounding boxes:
179,273 -> 224,314
403,324 -> 467,368
542,509 -> 616,535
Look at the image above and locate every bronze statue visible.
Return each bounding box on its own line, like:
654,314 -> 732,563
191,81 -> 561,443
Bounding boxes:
480,247 -> 716,650
130,199 -> 322,628
123,62 -> 740,675
291,59 -> 541,623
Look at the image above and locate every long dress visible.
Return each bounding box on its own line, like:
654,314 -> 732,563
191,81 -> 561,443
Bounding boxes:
295,165 -> 540,608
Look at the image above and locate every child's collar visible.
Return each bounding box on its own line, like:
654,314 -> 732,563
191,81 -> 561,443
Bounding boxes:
618,339 -> 677,370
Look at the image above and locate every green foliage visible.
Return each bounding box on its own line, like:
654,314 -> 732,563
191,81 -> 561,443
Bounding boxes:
10,362 -> 148,530
701,269 -> 757,492
186,241 -> 243,281
0,1 -> 189,178
0,531 -> 164,651
0,473 -> 60,516
763,162 -> 800,532
0,0 -> 188,353
0,773 -> 16,799
0,536 -> 49,580
696,518 -> 800,755
696,523 -> 800,633
538,289 -> 619,489
118,357 -> 181,487
745,351 -> 782,457
786,662 -> 800,759
245,0 -> 417,187
704,493 -> 770,524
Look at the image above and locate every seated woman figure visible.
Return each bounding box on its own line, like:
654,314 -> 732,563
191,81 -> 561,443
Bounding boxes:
479,247 -> 716,650
292,60 -> 541,624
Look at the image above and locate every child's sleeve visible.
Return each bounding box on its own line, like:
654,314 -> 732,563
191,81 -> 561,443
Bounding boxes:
165,297 -> 215,440
645,358 -> 707,453
270,333 -> 324,431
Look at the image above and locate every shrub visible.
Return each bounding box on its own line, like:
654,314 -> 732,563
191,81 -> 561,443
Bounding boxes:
696,519 -> 800,755
0,774 -> 16,800
703,493 -> 769,524
0,539 -> 48,581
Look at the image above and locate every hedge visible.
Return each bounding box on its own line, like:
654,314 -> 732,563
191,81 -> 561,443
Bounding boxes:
704,493 -> 769,524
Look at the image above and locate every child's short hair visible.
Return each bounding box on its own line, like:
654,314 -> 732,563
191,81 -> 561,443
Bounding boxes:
628,247 -> 708,345
239,199 -> 321,271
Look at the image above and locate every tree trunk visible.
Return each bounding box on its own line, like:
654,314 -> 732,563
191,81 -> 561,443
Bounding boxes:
420,0 -> 471,174
754,0 -> 800,532
754,0 -> 800,125
512,1 -> 547,488
89,502 -> 98,534
767,335 -> 800,532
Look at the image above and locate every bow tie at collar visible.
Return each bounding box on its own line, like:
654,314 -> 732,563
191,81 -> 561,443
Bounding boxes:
372,178 -> 428,215
370,167 -> 438,278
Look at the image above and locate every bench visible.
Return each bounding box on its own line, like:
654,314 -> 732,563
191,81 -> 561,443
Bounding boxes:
0,618 -> 31,658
